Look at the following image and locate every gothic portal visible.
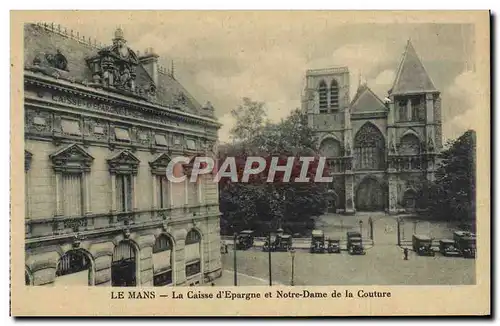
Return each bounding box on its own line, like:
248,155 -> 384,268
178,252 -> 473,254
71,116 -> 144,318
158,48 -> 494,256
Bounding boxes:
302,40 -> 442,214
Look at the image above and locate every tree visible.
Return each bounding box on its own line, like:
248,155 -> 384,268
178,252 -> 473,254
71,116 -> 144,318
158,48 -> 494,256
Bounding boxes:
229,97 -> 267,143
418,130 -> 476,229
219,100 -> 328,236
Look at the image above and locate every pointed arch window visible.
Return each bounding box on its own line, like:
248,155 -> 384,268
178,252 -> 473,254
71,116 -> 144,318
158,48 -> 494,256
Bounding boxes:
319,138 -> 341,158
330,79 -> 339,110
354,123 -> 385,170
318,80 -> 328,113
399,133 -> 421,155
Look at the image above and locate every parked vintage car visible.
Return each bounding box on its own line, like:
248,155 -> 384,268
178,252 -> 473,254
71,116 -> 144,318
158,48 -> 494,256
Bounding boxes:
326,239 -> 341,253
346,231 -> 365,255
235,230 -> 254,250
453,231 -> 476,258
310,229 -> 325,253
262,232 -> 293,252
412,234 -> 435,256
439,239 -> 461,256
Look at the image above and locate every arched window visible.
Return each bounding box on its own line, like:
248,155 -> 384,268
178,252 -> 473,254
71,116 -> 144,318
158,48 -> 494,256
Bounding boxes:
399,134 -> 421,156
318,80 -> 328,113
55,250 -> 92,286
153,235 -> 174,286
354,123 -> 385,170
111,241 -> 137,287
330,79 -> 339,109
319,138 -> 341,158
185,230 -> 201,278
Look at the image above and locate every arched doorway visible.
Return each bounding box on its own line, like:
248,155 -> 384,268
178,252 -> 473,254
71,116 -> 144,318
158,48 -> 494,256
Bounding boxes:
152,234 -> 174,286
54,250 -> 93,286
111,241 -> 137,287
403,190 -> 417,211
355,177 -> 385,211
325,189 -> 338,213
185,229 -> 202,283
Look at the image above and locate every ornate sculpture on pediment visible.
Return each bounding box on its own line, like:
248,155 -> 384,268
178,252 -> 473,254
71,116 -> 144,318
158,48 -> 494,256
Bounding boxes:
45,49 -> 68,71
87,28 -> 139,92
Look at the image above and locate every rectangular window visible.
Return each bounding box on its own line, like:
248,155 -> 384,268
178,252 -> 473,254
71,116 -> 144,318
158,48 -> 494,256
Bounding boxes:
157,175 -> 169,208
153,270 -> 172,286
116,174 -> 132,212
155,134 -> 168,147
61,119 -> 82,136
187,180 -> 199,206
185,261 -> 201,277
62,173 -> 83,216
114,127 -> 131,142
174,136 -> 181,146
186,139 -> 196,150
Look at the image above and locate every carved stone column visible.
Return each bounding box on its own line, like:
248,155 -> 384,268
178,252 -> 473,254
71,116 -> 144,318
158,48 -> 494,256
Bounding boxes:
54,173 -> 62,216
110,173 -> 117,212
84,173 -> 91,214
388,172 -> 398,215
152,175 -> 157,210
132,175 -> 138,211
344,171 -> 355,215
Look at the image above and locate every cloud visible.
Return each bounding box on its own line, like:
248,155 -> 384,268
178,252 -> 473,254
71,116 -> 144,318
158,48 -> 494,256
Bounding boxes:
217,113 -> 236,144
443,70 -> 480,140
369,69 -> 396,98
308,42 -> 394,99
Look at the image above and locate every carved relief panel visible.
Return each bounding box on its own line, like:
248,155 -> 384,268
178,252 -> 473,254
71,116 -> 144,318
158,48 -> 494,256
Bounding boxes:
25,109 -> 53,135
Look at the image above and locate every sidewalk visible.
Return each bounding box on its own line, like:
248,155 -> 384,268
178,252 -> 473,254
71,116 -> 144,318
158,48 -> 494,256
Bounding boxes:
212,269 -> 283,286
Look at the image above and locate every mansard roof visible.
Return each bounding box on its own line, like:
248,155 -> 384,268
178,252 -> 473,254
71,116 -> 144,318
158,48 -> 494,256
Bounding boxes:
23,23 -> 210,117
350,84 -> 388,113
389,40 -> 438,96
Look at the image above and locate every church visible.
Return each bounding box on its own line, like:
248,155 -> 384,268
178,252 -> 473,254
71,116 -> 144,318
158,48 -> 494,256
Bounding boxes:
24,23 -> 222,287
301,40 -> 442,214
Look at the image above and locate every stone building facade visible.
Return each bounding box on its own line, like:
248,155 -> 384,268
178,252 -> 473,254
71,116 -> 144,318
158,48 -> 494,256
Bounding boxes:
301,40 -> 442,214
24,23 -> 222,287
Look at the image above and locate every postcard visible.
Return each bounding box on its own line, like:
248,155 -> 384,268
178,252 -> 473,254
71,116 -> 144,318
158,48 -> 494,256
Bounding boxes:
10,10 -> 490,316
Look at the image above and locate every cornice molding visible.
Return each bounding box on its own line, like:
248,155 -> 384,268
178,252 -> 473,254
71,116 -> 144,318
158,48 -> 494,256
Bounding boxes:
24,71 -> 221,128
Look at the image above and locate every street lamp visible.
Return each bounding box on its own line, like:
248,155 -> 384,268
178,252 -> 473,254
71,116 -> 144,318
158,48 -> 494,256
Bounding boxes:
233,232 -> 238,286
290,249 -> 296,286
268,231 -> 273,286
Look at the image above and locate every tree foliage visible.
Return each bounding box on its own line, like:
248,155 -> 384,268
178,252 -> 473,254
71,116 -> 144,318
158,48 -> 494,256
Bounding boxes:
417,130 -> 476,230
219,101 -> 328,236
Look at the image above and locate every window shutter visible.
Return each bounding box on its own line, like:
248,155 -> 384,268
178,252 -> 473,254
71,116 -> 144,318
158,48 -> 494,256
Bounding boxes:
184,243 -> 200,263
153,251 -> 172,273
62,173 -> 82,216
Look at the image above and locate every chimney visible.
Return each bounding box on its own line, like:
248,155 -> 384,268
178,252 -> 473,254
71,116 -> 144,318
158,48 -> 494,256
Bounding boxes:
139,47 -> 159,87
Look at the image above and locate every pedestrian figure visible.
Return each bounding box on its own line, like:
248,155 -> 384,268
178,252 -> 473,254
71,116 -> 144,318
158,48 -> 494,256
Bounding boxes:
403,248 -> 409,260
225,243 -> 229,254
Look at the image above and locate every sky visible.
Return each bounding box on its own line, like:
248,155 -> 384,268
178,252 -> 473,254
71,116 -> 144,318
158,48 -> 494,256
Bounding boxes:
39,12 -> 479,144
